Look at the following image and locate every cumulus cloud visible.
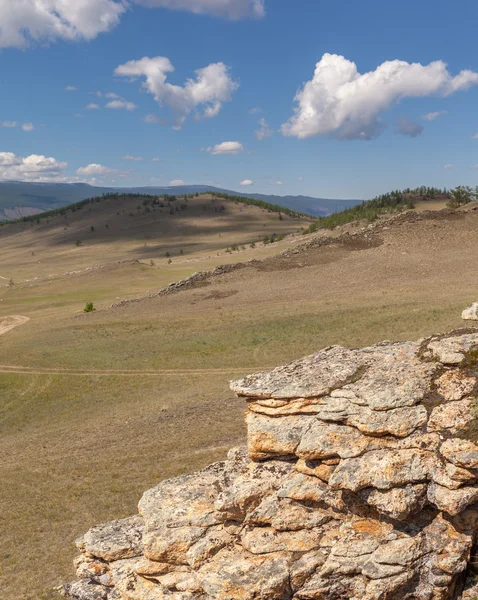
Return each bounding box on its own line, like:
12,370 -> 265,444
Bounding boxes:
22,122 -> 35,132
297,176 -> 304,181
123,155 -> 143,161
471,133 -> 478,140
106,99 -> 137,111
255,117 -> 273,141
423,110 -> 447,121
169,179 -> 185,185
115,56 -> 238,128
136,0 -> 265,19
152,157 -> 162,161
444,164 -> 453,169
240,179 -> 253,186
204,141 -> 243,155
282,53 -> 478,140
65,85 -> 78,91
395,117 -> 424,138
0,152 -> 67,181
76,163 -> 128,177
0,0 -> 126,49
249,107 -> 262,114
86,103 -> 100,110
0,0 -> 266,49
0,121 -> 17,128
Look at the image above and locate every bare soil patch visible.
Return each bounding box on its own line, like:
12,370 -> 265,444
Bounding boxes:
0,315 -> 29,336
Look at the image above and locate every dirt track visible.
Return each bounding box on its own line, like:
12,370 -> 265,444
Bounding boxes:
0,315 -> 29,336
0,364 -> 257,376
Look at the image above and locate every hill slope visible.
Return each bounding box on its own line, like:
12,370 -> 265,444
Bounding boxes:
0,181 -> 361,219
0,192 -> 312,281
3,202 -> 478,600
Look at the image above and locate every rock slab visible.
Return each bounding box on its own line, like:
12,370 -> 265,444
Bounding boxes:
63,329 -> 478,600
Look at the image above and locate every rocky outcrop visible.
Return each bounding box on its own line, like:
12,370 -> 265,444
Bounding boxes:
462,303 -> 478,322
62,329 -> 478,600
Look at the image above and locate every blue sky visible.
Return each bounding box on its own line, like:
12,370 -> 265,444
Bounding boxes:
2,0 -> 478,199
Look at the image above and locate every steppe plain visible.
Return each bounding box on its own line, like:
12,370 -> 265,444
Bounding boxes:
0,193 -> 476,599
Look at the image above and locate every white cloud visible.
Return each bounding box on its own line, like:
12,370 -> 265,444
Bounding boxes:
115,56 -> 238,128
255,117 -> 273,141
395,117 -> 424,138
0,121 -> 17,128
135,0 -> 264,19
123,155 -> 143,161
0,1 -> 265,49
105,92 -> 120,99
271,180 -> 283,185
76,163 -> 127,177
73,113 -> 85,118
249,107 -> 262,114
86,103 -> 100,110
240,179 -> 253,186
144,114 -> 162,125
423,110 -> 447,121
444,164 -> 453,169
22,122 -> 35,132
65,85 -> 78,91
297,176 -> 304,181
471,133 -> 478,140
282,53 -> 478,140
106,99 -> 137,111
0,152 -> 67,181
0,0 -> 126,49
471,164 -> 478,169
169,179 -> 185,185
204,141 -> 243,155
152,157 -> 162,162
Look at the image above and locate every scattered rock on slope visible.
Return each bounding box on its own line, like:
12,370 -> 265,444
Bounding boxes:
62,327 -> 478,600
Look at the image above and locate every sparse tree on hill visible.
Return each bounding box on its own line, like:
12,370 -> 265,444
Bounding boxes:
448,186 -> 474,208
84,301 -> 95,313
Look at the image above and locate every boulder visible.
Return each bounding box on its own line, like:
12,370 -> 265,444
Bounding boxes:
62,328 -> 478,600
462,302 -> 478,321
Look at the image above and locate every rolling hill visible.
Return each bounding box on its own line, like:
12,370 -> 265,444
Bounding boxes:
0,181 -> 361,220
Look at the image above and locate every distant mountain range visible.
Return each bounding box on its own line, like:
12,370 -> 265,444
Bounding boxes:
0,181 -> 362,220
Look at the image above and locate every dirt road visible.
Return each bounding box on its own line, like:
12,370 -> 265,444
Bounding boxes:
0,315 -> 30,336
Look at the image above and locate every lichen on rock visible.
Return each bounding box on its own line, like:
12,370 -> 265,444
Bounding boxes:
62,329 -> 478,600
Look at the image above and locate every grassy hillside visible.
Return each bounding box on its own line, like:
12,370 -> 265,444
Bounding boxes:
0,193 -> 311,282
0,182 -> 361,219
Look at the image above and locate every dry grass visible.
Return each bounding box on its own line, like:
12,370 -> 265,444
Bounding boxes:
1,202 -> 478,599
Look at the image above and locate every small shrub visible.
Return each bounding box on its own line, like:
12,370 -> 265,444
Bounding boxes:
84,301 -> 95,313
76,240 -> 83,247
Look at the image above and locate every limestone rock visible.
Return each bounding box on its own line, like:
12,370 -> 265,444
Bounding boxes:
63,328 -> 478,600
462,302 -> 478,321
435,369 -> 477,401
441,438 -> 478,469
81,516 -> 144,562
426,332 -> 478,364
